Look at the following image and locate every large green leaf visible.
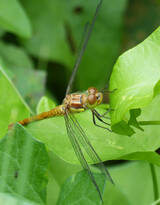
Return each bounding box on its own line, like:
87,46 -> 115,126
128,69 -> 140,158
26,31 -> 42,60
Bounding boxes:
0,42 -> 46,110
0,61 -> 31,138
57,170 -> 107,205
56,161 -> 160,204
21,0 -> 127,90
26,93 -> 160,166
47,150 -> 81,205
0,123 -> 48,204
47,171 -> 60,205
48,151 -> 80,186
109,26 -> 160,133
108,161 -> 160,205
0,0 -> 31,38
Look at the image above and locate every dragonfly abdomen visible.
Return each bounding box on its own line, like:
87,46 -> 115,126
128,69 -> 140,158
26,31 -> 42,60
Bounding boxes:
18,105 -> 65,126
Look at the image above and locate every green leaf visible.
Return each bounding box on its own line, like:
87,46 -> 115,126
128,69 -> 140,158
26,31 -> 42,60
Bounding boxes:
0,28 -> 5,38
36,97 -> 56,114
0,193 -> 40,205
154,79 -> 160,97
0,123 -> 48,204
21,0 -> 127,89
128,109 -> 144,131
57,170 -> 106,205
56,161 -> 160,204
109,27 -> 160,133
0,42 -> 46,111
48,151 -> 81,185
57,167 -> 130,205
0,61 -> 31,138
26,94 -> 160,166
0,0 -> 31,38
119,151 -> 160,166
110,161 -> 160,205
0,42 -> 33,69
103,181 -> 129,205
47,151 -> 80,205
47,171 -> 60,205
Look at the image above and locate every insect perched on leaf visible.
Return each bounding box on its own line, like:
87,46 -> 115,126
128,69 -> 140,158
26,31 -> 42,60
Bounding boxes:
9,0 -> 114,201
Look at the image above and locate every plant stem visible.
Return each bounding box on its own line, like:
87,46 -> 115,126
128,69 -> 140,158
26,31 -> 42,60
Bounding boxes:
150,163 -> 160,204
139,121 -> 160,125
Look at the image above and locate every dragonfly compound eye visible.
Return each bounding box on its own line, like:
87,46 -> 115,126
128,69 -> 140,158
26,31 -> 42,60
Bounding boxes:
87,94 -> 97,105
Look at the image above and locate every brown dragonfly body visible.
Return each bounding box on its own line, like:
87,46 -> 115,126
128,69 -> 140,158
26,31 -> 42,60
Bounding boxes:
18,87 -> 103,126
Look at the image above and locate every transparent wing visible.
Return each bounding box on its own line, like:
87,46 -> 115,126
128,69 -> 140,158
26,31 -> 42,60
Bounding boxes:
66,110 -> 114,183
64,109 -> 114,201
65,0 -> 103,95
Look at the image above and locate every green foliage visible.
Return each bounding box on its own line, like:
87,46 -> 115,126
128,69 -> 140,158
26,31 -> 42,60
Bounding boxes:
109,161 -> 160,205
56,161 -> 160,205
21,0 -> 127,90
0,193 -> 40,205
0,0 -> 31,38
0,0 -> 160,204
57,170 -> 106,205
0,42 -> 46,110
0,123 -> 48,204
0,63 -> 30,138
110,27 -> 160,134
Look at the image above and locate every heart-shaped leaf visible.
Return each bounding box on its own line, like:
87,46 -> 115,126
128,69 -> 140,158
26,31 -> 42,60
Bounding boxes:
109,27 -> 160,134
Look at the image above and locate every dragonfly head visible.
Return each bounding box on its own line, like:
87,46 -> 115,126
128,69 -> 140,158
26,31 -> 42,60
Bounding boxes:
86,87 -> 103,108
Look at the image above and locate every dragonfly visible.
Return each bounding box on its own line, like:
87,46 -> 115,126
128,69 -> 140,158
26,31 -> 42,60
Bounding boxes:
9,0 -> 114,201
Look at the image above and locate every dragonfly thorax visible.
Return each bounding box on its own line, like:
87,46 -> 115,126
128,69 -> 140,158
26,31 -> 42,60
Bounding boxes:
63,87 -> 103,112
63,93 -> 87,112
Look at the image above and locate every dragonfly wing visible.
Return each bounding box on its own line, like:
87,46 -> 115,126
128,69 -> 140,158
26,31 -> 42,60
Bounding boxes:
66,111 -> 114,184
65,0 -> 103,95
64,110 -> 104,201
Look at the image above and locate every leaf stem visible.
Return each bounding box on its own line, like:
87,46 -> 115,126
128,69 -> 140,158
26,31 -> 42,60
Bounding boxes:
150,163 -> 159,204
138,121 -> 160,125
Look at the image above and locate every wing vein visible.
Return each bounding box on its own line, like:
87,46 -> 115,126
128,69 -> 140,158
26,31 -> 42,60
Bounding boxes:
64,110 -> 104,201
68,112 -> 114,184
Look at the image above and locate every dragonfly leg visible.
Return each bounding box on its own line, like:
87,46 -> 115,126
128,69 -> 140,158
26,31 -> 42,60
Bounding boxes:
92,110 -> 112,132
93,108 -> 113,119
93,109 -> 110,125
108,88 -> 117,93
